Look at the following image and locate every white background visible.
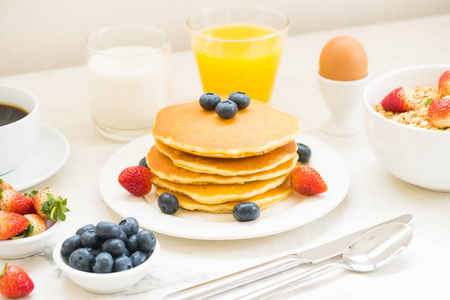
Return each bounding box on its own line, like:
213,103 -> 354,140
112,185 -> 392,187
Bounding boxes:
1,0 -> 450,76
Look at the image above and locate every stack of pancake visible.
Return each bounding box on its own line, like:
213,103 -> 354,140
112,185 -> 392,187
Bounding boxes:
148,100 -> 300,214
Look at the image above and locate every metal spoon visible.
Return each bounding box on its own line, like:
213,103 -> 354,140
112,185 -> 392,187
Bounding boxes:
237,222 -> 413,300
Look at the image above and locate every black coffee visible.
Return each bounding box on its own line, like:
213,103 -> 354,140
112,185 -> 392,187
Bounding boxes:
0,103 -> 28,126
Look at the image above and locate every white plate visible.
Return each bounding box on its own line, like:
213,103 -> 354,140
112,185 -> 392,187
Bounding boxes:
99,134 -> 349,240
1,125 -> 70,191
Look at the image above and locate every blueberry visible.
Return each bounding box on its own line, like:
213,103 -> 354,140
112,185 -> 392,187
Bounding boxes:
68,248 -> 95,272
90,247 -> 103,257
136,230 -> 156,253
130,251 -> 148,267
199,93 -> 221,111
118,230 -> 128,244
127,234 -> 139,254
296,143 -> 311,163
138,157 -> 149,169
158,193 -> 179,214
92,252 -> 114,273
113,256 -> 133,272
216,100 -> 238,119
61,235 -> 83,257
119,217 -> 140,238
232,202 -> 260,222
96,221 -> 122,240
101,238 -> 126,257
228,92 -> 251,110
123,248 -> 130,257
80,230 -> 103,248
76,224 -> 96,236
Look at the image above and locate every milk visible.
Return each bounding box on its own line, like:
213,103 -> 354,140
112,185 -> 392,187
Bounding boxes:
88,46 -> 172,133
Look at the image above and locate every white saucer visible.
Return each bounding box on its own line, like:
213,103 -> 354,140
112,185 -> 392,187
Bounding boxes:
1,125 -> 70,191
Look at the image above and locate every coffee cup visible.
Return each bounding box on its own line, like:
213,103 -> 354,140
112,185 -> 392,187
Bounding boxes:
0,84 -> 40,175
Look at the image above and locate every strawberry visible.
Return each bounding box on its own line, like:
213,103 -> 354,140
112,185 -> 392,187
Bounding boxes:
0,211 -> 29,240
427,98 -> 450,128
0,180 -> 14,192
290,165 -> 328,196
23,214 -> 47,237
381,87 -> 417,112
0,189 -> 35,215
0,264 -> 34,298
438,70 -> 450,97
31,189 -> 69,221
118,166 -> 152,196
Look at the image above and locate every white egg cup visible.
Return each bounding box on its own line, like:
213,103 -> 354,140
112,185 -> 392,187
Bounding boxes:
317,72 -> 371,136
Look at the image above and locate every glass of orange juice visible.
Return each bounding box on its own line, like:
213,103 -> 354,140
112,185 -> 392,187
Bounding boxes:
187,6 -> 289,103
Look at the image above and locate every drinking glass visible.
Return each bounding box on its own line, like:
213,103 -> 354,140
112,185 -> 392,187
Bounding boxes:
87,25 -> 173,141
187,6 -> 289,103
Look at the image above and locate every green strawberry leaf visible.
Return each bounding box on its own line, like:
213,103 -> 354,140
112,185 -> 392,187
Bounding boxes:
23,223 -> 35,237
24,190 -> 39,198
425,98 -> 433,107
39,194 -> 69,222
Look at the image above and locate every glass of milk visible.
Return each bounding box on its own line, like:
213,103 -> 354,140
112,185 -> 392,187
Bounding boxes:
86,25 -> 172,141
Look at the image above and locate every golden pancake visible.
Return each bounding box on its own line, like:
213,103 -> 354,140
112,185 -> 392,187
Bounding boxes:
154,140 -> 298,176
152,173 -> 289,204
147,145 -> 298,185
152,100 -> 300,158
155,178 -> 295,213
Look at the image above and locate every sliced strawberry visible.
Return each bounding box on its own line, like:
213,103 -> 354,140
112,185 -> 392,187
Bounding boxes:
438,71 -> 450,97
0,211 -> 29,240
290,165 -> 328,196
428,98 -> 450,128
119,166 -> 152,196
381,87 -> 417,112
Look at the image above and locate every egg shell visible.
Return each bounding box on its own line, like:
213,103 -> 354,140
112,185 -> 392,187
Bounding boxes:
319,36 -> 368,81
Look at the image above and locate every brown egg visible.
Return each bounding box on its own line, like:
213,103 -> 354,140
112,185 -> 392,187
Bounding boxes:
319,36 -> 368,81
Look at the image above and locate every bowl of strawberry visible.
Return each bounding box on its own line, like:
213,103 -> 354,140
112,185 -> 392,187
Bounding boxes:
364,64 -> 450,191
53,217 -> 160,294
0,180 -> 69,259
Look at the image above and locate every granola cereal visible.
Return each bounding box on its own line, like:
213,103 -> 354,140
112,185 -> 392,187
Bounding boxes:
375,86 -> 450,131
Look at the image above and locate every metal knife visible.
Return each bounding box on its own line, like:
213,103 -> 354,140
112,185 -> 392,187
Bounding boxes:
163,214 -> 412,300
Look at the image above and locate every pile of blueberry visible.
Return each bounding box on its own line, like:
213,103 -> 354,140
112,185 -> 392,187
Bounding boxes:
200,92 -> 251,119
61,217 -> 156,273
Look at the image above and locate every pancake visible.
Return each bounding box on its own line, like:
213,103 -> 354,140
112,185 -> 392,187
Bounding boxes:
152,173 -> 289,204
154,140 -> 298,176
152,100 -> 300,158
155,178 -> 296,213
147,145 -> 298,185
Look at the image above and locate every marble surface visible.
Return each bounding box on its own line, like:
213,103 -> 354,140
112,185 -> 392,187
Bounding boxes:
0,14 -> 450,299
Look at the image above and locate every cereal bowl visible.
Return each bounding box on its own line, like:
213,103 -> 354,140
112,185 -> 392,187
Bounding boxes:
0,220 -> 61,259
53,238 -> 161,294
364,64 -> 450,192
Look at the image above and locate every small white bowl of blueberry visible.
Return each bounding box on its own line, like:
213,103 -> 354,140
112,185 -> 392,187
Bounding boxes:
53,217 -> 160,294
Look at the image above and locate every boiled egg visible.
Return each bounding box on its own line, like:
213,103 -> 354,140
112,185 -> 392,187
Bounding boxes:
319,36 -> 368,81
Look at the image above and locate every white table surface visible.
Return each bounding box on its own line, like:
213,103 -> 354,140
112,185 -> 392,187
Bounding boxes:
1,14 -> 450,300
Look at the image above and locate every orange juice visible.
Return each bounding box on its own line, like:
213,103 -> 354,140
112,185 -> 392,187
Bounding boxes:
191,24 -> 287,103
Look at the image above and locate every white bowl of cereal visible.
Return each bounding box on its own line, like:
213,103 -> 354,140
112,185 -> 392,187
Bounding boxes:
364,64 -> 450,192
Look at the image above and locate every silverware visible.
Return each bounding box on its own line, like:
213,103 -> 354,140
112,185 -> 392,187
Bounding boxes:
237,223 -> 413,300
163,214 -> 413,300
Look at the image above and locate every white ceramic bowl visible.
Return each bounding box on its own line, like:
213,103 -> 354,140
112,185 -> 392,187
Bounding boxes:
364,64 -> 450,192
0,220 -> 61,259
53,239 -> 161,294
